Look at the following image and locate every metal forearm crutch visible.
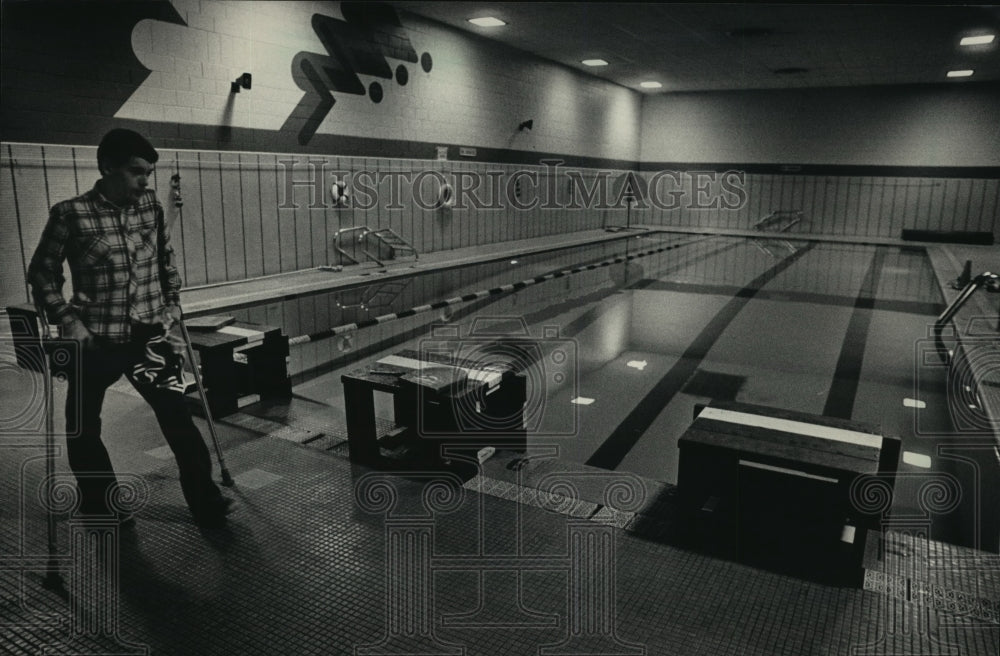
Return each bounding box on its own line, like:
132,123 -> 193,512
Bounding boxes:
33,302 -> 66,593
176,312 -> 235,487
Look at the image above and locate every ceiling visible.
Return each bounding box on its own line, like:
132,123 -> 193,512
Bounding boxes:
393,2 -> 1000,92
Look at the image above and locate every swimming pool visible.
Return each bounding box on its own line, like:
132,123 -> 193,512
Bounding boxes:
232,231 -> 998,551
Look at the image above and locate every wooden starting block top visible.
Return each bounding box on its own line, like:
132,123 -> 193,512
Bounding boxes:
376,353 -> 504,389
183,322 -> 280,352
681,401 -> 892,478
343,348 -> 510,395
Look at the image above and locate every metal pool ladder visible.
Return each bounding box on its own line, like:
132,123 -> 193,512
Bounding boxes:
751,210 -> 803,257
334,279 -> 412,314
332,226 -> 418,268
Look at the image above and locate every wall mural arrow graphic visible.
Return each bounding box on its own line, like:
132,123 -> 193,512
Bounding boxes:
110,1 -> 430,144
283,2 -> 429,145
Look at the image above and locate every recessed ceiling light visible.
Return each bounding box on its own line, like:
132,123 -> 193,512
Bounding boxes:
582,59 -> 609,67
960,34 -> 995,46
468,16 -> 506,27
639,81 -> 662,89
947,69 -> 974,77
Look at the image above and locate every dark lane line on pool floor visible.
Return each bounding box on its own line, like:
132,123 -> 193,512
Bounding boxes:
822,246 -> 887,420
585,242 -> 818,471
633,279 -> 943,316
291,236 -> 729,384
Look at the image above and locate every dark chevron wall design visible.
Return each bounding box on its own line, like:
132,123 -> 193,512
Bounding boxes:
284,3 -> 430,144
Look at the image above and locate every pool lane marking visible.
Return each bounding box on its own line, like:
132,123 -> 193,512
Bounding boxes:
287,235 -> 713,345
634,280 -> 944,316
585,242 -> 817,471
291,236 -> 746,385
293,244 -> 692,385
822,246 -> 887,420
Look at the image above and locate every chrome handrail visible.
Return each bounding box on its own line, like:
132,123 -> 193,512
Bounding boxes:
933,271 -> 999,364
332,226 -> 369,266
332,225 -> 419,267
753,210 -> 803,232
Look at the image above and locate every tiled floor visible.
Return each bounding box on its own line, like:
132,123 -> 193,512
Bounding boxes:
2,235 -> 998,655
1,379 -> 997,655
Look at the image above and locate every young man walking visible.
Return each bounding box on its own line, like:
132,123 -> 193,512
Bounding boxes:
29,128 -> 233,528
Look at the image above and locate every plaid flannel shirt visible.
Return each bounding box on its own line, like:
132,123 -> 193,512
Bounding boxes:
28,184 -> 181,343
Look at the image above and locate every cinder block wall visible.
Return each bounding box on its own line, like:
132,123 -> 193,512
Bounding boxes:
0,0 -> 642,308
1,0 -> 642,157
3,1 -> 998,313
635,86 -> 1000,237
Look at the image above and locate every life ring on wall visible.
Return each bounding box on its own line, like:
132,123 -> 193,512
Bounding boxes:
437,182 -> 455,210
330,178 -> 350,208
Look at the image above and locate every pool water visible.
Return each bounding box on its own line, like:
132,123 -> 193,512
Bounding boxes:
245,231 -> 998,551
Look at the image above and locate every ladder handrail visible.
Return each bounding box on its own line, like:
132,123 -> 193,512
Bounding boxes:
332,225 -> 418,267
334,279 -> 412,313
750,210 -> 802,257
371,227 -> 419,259
933,271 -> 999,364
753,210 -> 803,232
332,226 -> 366,265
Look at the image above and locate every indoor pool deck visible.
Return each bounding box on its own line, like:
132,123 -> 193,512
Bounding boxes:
2,230 -> 998,655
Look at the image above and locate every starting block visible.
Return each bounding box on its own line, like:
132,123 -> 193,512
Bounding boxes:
677,401 -> 900,584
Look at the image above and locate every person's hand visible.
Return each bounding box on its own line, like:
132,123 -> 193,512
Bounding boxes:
162,303 -> 182,331
164,324 -> 188,357
61,319 -> 95,350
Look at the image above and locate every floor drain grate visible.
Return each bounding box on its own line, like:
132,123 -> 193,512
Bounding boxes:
863,570 -> 999,623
